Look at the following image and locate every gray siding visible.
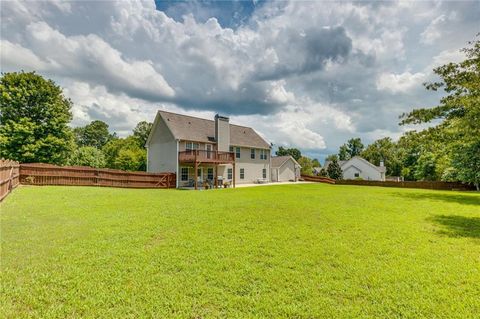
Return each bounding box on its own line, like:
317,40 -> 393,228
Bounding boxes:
147,116 -> 177,173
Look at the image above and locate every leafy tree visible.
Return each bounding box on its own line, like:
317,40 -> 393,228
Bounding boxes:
451,141 -> 480,190
297,156 -> 313,175
318,168 -> 328,177
346,138 -> 364,158
326,154 -> 339,162
361,137 -> 402,176
114,148 -> 146,171
327,158 -> 343,180
312,158 -> 321,167
414,152 -> 438,181
441,167 -> 458,182
0,71 -> 74,164
276,146 -> 302,161
102,136 -> 146,171
74,120 -> 112,149
133,121 -> 153,148
68,146 -> 106,168
338,145 -> 349,160
338,138 -> 364,160
400,37 -> 480,186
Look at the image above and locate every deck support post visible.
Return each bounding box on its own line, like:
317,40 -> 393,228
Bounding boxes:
194,151 -> 198,190
214,164 -> 218,189
232,162 -> 236,188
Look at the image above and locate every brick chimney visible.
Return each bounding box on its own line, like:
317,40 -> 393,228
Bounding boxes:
215,114 -> 230,152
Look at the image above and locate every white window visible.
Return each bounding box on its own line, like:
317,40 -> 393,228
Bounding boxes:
240,168 -> 245,179
262,168 -> 267,179
250,149 -> 255,159
229,146 -> 233,152
181,167 -> 189,181
235,147 -> 241,159
207,168 -> 214,180
260,149 -> 267,160
227,168 -> 232,180
186,142 -> 199,150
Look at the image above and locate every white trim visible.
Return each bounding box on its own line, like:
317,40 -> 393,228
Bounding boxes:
146,145 -> 149,172
145,112 -> 159,147
272,156 -> 301,169
341,156 -> 384,173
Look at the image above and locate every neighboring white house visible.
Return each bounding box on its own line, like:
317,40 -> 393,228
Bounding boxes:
146,110 -> 272,188
271,156 -> 301,182
324,156 -> 386,181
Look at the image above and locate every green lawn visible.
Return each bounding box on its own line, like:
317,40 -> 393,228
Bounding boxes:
1,184 -> 479,318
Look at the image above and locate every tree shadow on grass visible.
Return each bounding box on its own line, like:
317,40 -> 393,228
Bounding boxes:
429,215 -> 480,239
393,191 -> 480,206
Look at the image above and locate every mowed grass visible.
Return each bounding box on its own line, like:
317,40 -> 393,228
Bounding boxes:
1,184 -> 479,318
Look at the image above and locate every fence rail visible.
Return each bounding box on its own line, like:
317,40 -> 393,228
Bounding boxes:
336,179 -> 475,191
0,160 -> 20,202
301,175 -> 336,184
19,163 -> 176,189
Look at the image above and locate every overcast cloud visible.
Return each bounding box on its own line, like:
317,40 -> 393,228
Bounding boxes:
1,0 -> 478,161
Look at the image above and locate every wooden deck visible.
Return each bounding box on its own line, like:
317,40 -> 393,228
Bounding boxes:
178,150 -> 236,190
178,150 -> 235,164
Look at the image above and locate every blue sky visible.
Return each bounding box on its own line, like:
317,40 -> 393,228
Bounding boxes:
1,0 -> 479,162
155,0 -> 264,28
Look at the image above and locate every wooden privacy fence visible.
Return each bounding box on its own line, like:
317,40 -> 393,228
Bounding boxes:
19,163 -> 176,189
301,175 -> 336,184
0,160 -> 20,202
336,179 -> 475,191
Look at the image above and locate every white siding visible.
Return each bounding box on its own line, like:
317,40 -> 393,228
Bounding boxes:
147,116 -> 177,173
341,157 -> 383,181
271,158 -> 298,182
278,160 -> 296,182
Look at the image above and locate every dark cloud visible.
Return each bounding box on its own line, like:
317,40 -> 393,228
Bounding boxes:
254,26 -> 353,81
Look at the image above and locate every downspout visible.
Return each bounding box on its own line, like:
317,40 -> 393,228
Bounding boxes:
269,147 -> 272,183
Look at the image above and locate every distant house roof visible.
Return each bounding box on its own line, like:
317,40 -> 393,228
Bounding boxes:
271,155 -> 301,168
154,110 -> 270,149
324,156 -> 386,173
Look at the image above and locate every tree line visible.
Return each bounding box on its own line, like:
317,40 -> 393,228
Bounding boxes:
0,71 -> 152,171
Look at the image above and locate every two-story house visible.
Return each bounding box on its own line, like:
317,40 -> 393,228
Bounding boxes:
146,110 -> 271,189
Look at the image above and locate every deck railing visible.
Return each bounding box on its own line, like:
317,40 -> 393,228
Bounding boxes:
178,150 -> 235,163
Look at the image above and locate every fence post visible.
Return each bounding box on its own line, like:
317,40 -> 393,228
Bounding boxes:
95,169 -> 99,186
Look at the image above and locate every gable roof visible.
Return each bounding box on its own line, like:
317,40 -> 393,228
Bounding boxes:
324,156 -> 386,173
150,110 -> 270,149
271,155 -> 301,168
